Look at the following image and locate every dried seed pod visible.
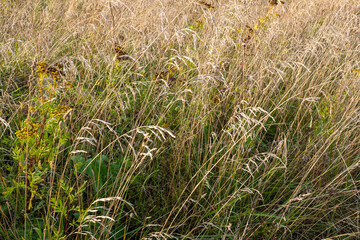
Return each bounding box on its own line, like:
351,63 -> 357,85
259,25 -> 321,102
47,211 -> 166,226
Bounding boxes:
114,45 -> 131,61
269,0 -> 284,6
199,1 -> 214,9
245,25 -> 254,34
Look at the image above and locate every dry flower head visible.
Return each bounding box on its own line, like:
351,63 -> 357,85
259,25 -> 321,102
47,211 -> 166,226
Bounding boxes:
199,1 -> 214,10
114,45 -> 130,61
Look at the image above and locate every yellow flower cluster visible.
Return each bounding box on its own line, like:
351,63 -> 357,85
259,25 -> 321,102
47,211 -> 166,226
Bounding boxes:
48,66 -> 60,82
51,105 -> 71,120
15,119 -> 41,140
36,62 -> 63,83
36,62 -> 49,74
65,81 -> 74,90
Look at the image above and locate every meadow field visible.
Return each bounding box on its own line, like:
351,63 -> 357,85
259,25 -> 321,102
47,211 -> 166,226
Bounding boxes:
0,0 -> 359,239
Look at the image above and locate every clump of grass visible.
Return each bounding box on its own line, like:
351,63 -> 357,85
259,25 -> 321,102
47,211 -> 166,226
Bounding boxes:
0,0 -> 359,239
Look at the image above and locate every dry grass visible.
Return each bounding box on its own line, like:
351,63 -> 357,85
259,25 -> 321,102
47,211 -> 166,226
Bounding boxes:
0,0 -> 359,239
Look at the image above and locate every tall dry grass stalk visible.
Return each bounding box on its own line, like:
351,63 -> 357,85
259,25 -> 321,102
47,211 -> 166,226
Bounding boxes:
0,0 -> 359,239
